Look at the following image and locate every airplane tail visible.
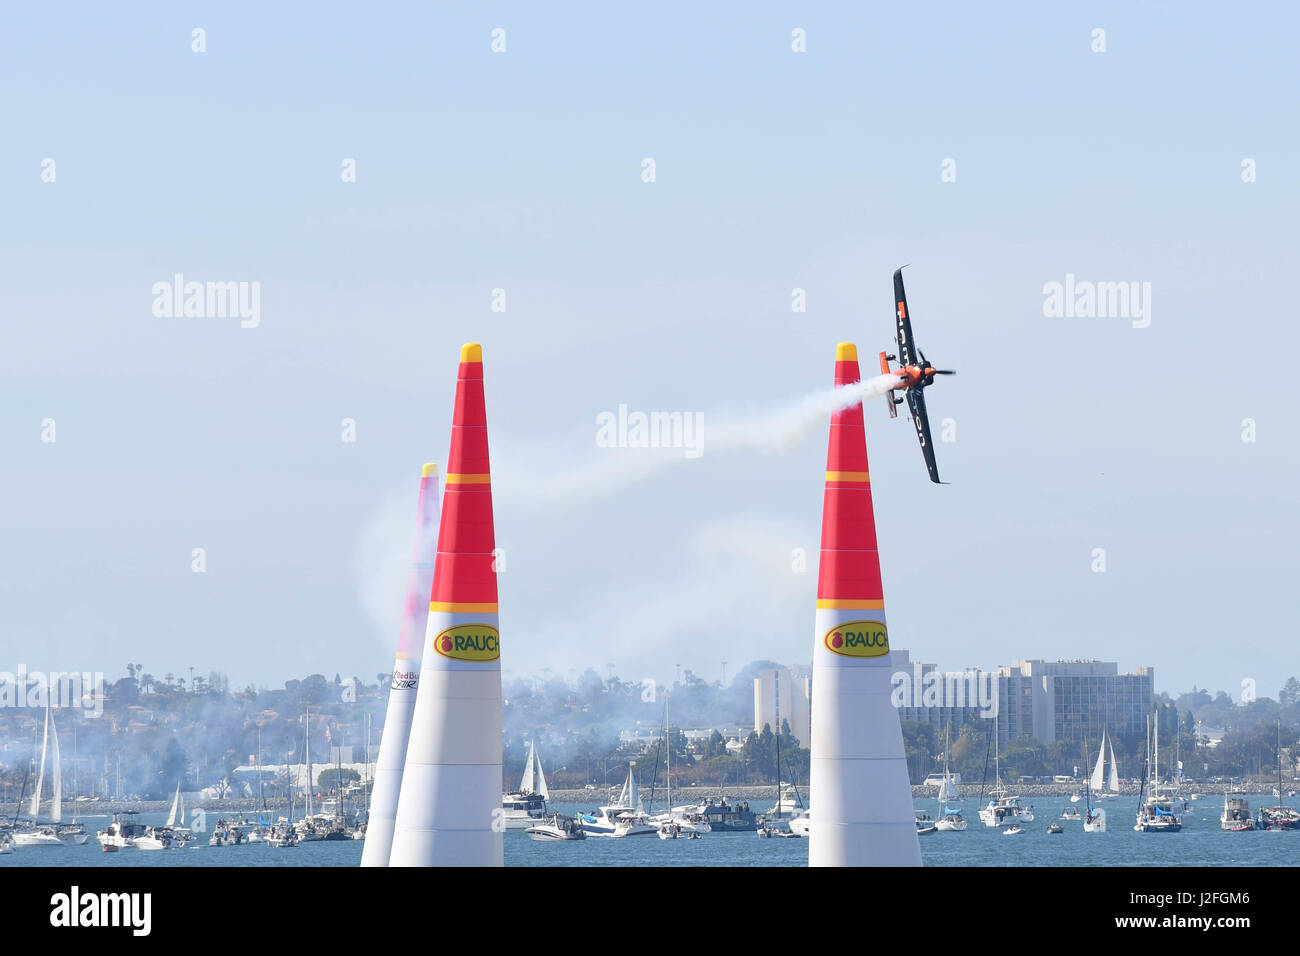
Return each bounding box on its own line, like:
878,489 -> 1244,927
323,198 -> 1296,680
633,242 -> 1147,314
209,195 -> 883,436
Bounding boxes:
879,352 -> 899,419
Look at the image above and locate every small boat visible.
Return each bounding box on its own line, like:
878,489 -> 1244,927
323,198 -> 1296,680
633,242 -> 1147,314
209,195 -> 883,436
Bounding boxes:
1221,793 -> 1254,831
267,824 -> 299,848
658,822 -> 684,840
1047,822 -> 1063,834
935,807 -> 966,832
97,811 -> 148,850
58,824 -> 89,846
501,741 -> 549,830
1069,792 -> 1081,803
1134,717 -> 1182,833
1061,806 -> 1081,821
1003,824 -> 1023,835
526,814 -> 586,841
756,820 -> 801,838
0,833 -> 13,855
12,825 -> 64,847
914,811 -> 938,835
788,810 -> 812,836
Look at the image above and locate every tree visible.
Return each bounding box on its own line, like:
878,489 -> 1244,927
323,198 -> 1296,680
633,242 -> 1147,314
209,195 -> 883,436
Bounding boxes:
318,767 -> 360,793
704,730 -> 726,760
1281,677 -> 1300,709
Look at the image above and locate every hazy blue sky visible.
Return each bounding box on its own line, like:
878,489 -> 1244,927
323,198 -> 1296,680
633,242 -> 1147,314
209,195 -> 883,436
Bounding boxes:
2,3 -> 1297,697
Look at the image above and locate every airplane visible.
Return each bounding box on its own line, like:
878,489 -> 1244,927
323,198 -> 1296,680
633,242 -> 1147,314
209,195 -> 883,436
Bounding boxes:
879,267 -> 955,483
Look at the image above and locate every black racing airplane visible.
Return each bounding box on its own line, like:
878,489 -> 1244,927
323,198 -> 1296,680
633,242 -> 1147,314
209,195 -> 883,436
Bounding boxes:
878,268 -> 955,483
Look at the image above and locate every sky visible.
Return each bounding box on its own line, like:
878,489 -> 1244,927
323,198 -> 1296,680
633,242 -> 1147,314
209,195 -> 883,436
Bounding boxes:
2,2 -> 1297,697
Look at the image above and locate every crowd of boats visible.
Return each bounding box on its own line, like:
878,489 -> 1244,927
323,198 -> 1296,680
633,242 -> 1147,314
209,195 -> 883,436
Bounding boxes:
504,739 -> 808,841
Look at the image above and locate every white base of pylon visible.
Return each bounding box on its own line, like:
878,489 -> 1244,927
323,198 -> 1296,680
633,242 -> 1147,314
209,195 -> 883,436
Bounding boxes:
809,821 -> 922,867
359,655 -> 420,867
809,608 -> 921,867
389,620 -> 503,868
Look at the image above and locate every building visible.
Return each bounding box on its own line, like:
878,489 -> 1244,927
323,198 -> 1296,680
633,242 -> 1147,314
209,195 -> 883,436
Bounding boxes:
753,665 -> 811,747
890,649 -> 992,729
757,654 -> 1153,750
995,659 -> 1154,747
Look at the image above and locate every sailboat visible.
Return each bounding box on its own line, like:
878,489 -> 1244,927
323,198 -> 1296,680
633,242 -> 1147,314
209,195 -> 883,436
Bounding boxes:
650,696 -> 709,837
1257,720 -> 1299,831
501,741 -> 549,829
978,711 -> 1033,827
12,706 -> 64,847
757,719 -> 801,838
937,724 -> 961,804
1089,729 -> 1122,799
165,781 -> 183,827
580,764 -> 655,837
1134,715 -> 1182,832
1082,740 -> 1106,832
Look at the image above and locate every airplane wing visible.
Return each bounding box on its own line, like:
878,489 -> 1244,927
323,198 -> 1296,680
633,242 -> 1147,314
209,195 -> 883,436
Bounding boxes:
893,267 -> 918,367
906,386 -> 941,483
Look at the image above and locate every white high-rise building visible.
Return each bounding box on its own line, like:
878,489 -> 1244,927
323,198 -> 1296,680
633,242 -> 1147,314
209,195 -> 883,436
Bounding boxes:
753,665 -> 811,747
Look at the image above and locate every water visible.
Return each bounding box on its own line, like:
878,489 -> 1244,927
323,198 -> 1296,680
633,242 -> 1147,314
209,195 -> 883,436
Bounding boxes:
5,796 -> 1293,866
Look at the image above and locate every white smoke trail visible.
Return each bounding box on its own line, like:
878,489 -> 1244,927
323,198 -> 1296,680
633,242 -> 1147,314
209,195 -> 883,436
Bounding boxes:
494,373 -> 901,503
706,373 -> 900,453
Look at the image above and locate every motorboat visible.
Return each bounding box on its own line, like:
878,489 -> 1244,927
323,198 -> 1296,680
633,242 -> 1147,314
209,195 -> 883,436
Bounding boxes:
1061,806 -> 1081,821
756,819 -> 800,838
1221,794 -> 1254,831
914,811 -> 938,835
1257,805 -> 1299,831
97,812 -> 149,849
57,823 -> 89,846
692,797 -> 759,832
788,809 -> 812,836
266,824 -> 299,848
658,821 -> 686,840
526,814 -> 586,841
1003,824 -> 1023,835
978,791 -> 1033,827
1047,821 -> 1063,834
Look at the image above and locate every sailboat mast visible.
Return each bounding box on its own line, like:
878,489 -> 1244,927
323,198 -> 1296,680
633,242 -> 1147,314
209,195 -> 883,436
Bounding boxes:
665,694 -> 671,814
1278,719 -> 1284,810
1154,711 -> 1159,799
775,716 -> 782,820
304,707 -> 312,820
257,726 -> 264,812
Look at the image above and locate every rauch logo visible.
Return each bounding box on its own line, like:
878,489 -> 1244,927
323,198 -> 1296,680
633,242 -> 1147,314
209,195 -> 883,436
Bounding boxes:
824,621 -> 889,658
433,624 -> 500,662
